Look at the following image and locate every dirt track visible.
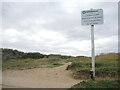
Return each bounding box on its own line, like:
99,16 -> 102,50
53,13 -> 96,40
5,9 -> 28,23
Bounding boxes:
2,62 -> 81,88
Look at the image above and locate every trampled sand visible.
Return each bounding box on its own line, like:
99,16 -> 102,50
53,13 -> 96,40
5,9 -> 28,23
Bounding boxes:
2,62 -> 81,88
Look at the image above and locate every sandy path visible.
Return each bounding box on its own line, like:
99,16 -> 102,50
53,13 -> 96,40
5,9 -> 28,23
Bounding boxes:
2,62 -> 81,88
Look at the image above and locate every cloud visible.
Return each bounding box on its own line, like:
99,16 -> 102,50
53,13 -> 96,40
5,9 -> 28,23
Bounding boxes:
95,35 -> 118,54
1,1 -> 118,56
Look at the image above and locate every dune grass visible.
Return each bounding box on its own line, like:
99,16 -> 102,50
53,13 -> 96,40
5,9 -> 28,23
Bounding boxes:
67,53 -> 119,79
2,58 -> 63,69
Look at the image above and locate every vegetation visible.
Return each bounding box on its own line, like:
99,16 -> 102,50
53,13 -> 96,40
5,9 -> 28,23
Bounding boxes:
2,48 -> 47,61
1,48 -> 119,88
2,48 -> 71,69
69,80 -> 119,89
2,58 -> 64,69
2,48 -> 71,62
66,53 -> 119,80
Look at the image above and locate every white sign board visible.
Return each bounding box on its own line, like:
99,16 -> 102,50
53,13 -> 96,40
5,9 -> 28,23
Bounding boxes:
81,9 -> 103,25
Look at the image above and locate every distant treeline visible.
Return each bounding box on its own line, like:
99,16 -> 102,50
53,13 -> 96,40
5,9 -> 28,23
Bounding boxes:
1,48 -> 71,61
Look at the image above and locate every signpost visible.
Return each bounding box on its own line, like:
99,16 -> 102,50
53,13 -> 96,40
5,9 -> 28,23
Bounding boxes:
81,9 -> 103,80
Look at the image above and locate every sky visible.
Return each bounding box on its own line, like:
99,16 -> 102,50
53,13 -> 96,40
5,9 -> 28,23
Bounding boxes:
0,1 -> 118,56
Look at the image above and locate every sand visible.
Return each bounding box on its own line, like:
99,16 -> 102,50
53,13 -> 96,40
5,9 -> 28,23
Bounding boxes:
2,62 -> 81,88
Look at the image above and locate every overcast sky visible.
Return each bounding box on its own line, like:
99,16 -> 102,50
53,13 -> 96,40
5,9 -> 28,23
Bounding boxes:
0,1 -> 118,56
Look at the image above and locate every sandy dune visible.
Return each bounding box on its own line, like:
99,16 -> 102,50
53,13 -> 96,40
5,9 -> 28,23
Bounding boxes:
2,62 -> 81,88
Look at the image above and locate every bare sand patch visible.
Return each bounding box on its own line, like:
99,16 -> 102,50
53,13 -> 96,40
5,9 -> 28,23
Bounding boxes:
2,62 -> 81,88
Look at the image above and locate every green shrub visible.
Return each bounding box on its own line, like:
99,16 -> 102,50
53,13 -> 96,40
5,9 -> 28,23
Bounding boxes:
96,67 -> 118,77
52,63 -> 63,66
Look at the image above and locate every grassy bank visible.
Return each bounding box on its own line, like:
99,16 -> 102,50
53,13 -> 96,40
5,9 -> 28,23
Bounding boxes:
69,80 -> 119,89
2,58 -> 64,69
66,53 -> 119,88
66,53 -> 119,79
